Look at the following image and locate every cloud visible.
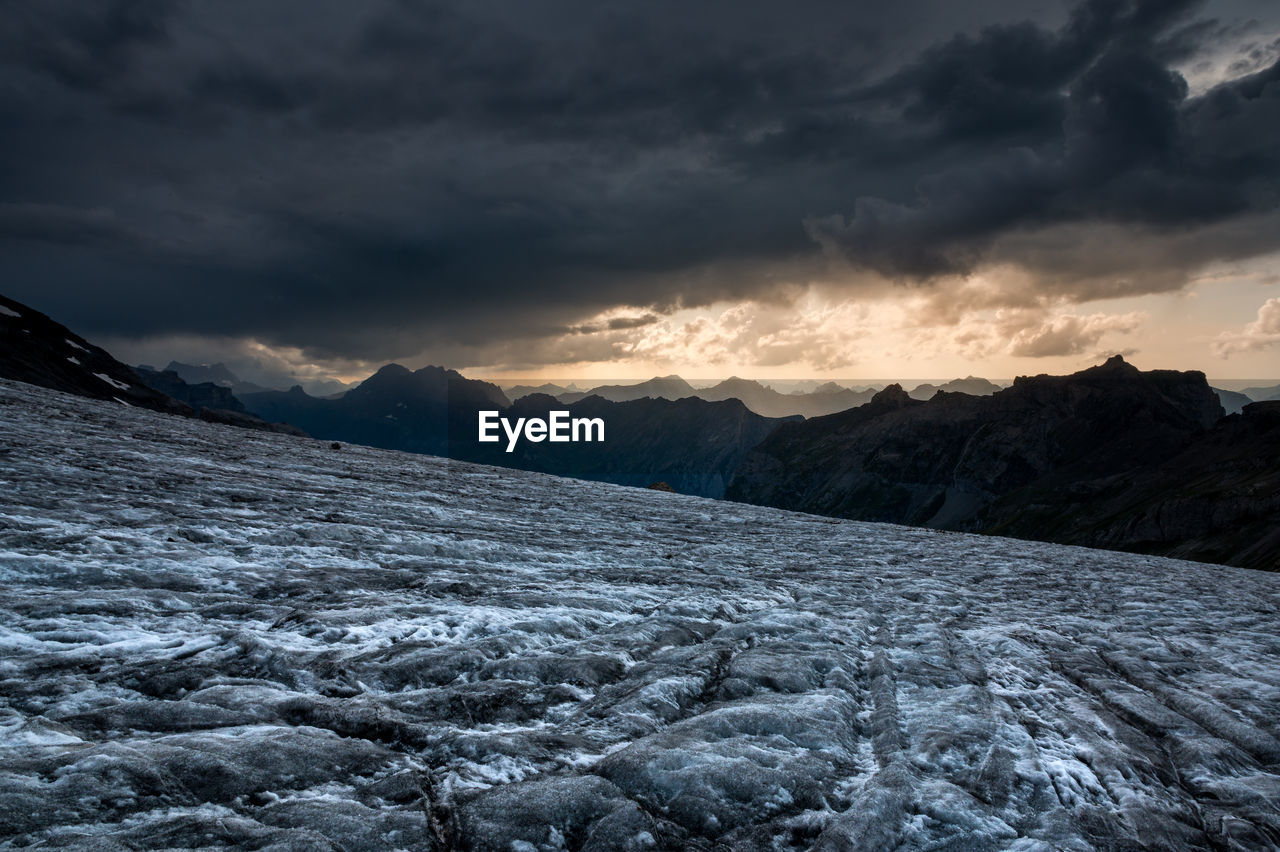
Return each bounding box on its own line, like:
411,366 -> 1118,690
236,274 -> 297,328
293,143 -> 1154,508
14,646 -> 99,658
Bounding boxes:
1005,311 -> 1146,357
809,0 -> 1280,292
0,203 -> 143,247
0,0 -> 1277,365
1213,297 -> 1280,356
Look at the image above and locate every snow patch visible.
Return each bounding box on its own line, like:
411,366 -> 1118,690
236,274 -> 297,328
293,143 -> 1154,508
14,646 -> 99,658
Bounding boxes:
93,372 -> 131,391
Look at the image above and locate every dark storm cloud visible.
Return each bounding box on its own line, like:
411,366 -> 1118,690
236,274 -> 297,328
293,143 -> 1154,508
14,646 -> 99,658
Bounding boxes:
0,0 -> 1277,362
0,0 -> 176,93
809,0 -> 1280,283
0,203 -> 144,247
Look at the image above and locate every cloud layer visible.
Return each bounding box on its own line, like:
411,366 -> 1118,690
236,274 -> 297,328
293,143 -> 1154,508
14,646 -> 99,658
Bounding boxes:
1214,297 -> 1280,355
1,0 -> 1277,368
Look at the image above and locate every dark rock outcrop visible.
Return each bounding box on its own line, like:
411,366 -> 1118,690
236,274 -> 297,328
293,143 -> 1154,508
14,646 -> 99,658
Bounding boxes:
132,365 -> 308,435
992,400 -> 1280,570
726,357 -> 1279,569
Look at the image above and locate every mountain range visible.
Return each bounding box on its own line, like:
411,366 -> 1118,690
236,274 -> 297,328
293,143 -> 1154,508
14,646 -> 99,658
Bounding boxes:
467,393 -> 795,497
240,369 -> 793,498
0,294 -> 302,435
161,360 -> 353,398
502,381 -> 576,400
540,375 -> 881,418
240,364 -> 510,457
905,375 -> 1005,400
726,356 -> 1279,570
2,291 -> 1276,567
516,373 -> 1258,417
555,374 -> 698,404
1243,383 -> 1280,401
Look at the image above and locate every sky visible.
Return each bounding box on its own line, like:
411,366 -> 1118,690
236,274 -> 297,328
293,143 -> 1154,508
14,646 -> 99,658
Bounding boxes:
2,0 -> 1279,385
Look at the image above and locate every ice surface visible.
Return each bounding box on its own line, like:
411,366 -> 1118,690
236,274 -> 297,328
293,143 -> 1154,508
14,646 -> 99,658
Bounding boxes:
1,377 -> 1279,850
0,305 -> 19,318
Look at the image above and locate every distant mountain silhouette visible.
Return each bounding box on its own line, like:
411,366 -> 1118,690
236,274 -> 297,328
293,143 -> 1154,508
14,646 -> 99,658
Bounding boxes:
696,377 -> 878,418
0,294 -> 303,435
907,376 -> 1003,400
242,367 -> 790,497
545,374 -> 878,417
163,360 -> 352,397
507,382 -> 570,400
1211,387 -> 1254,415
164,360 -> 244,389
726,356 -> 1279,569
544,374 -> 1003,418
557,375 -> 697,404
137,366 -> 246,413
241,364 -> 510,456
1243,383 -> 1280,402
462,393 -> 795,497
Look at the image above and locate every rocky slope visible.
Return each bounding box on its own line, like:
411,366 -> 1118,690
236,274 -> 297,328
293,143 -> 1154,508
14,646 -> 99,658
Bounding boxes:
0,294 -> 307,436
989,399 -> 1280,570
2,378 -> 1279,849
132,367 -> 307,436
726,356 -> 1279,569
0,294 -> 193,416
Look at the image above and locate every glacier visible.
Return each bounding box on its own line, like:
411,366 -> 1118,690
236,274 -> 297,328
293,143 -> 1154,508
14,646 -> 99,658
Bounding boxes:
1,377 -> 1279,850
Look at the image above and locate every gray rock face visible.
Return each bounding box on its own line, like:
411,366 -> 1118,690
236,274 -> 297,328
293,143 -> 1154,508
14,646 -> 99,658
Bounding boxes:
3,378 -> 1280,849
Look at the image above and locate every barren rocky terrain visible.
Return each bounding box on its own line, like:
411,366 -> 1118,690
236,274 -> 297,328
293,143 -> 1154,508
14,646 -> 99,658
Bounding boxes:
2,378 -> 1279,849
